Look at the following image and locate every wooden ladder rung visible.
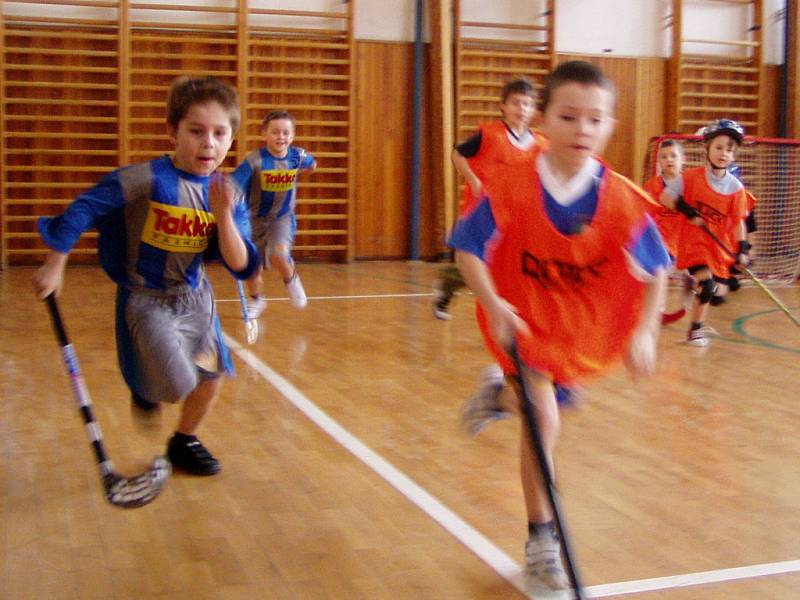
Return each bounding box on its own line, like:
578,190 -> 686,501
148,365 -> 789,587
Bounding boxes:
679,62 -> 758,74
460,37 -> 549,49
460,21 -> 549,32
680,77 -> 758,87
682,38 -> 760,48
679,105 -> 757,114
295,229 -> 347,236
680,92 -> 758,101
460,49 -> 551,61
678,119 -> 757,128
461,65 -> 548,76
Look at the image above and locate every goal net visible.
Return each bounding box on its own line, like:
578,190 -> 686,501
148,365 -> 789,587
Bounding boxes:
643,134 -> 800,283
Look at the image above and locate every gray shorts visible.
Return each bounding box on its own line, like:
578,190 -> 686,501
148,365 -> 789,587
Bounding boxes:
251,213 -> 295,266
118,279 -> 224,404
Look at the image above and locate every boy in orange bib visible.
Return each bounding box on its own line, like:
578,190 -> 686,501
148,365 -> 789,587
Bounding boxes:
659,119 -> 749,347
450,61 -> 669,593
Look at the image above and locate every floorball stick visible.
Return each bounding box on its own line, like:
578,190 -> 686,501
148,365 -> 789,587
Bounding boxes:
46,294 -> 170,508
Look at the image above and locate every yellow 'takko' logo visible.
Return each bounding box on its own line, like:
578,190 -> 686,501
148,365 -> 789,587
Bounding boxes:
142,201 -> 216,253
260,169 -> 298,192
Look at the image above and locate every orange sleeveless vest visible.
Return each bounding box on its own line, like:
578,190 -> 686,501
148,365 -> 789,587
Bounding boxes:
643,175 -> 682,257
458,120 -> 545,216
674,167 -> 747,276
476,157 -> 652,384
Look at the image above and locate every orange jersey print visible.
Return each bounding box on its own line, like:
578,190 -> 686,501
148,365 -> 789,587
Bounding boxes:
476,159 -> 655,385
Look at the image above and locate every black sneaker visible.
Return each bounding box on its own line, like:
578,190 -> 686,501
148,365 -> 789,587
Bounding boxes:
167,434 -> 221,476
131,392 -> 159,412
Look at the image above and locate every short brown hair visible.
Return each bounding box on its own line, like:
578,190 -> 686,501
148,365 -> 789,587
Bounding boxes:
261,110 -> 296,128
500,77 -> 537,103
539,60 -> 615,113
166,76 -> 240,132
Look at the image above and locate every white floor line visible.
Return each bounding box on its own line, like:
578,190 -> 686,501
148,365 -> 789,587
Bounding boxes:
217,292 -> 433,303
223,334 -> 531,596
224,333 -> 800,599
587,560 -> 800,597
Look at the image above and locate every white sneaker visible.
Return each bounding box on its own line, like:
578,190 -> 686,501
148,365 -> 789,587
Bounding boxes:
686,328 -> 710,347
286,274 -> 307,309
525,529 -> 569,592
461,364 -> 508,435
247,296 -> 267,319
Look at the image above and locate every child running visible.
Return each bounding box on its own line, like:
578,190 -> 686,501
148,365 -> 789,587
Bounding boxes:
33,76 -> 258,476
642,138 -> 693,323
659,119 -> 750,346
432,77 -> 544,320
232,110 -> 317,318
449,60 -> 670,592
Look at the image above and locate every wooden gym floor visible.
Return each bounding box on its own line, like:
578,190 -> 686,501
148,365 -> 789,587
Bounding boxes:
1,261 -> 799,599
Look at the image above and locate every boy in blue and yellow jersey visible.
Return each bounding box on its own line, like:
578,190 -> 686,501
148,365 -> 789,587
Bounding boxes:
659,119 -> 749,347
33,76 -> 259,476
232,110 -> 316,318
450,61 -> 670,593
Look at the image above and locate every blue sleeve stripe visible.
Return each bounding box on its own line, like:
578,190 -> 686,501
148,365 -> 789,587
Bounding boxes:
447,197 -> 497,261
629,216 -> 672,276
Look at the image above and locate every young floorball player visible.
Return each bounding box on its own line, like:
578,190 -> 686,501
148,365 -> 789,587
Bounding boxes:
660,119 -> 750,347
33,76 -> 259,476
450,60 -> 670,592
429,78 -> 545,435
232,110 -> 316,318
643,138 -> 694,323
432,77 -> 544,320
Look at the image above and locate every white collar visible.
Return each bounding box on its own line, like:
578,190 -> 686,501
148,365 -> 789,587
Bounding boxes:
537,154 -> 601,207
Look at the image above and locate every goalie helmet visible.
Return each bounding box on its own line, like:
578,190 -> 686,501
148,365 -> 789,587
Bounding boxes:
703,119 -> 745,145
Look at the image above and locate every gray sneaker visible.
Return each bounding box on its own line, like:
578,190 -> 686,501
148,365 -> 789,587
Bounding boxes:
461,365 -> 508,435
524,529 -> 569,592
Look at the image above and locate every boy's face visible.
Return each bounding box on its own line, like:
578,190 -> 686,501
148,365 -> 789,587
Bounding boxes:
168,101 -> 234,177
706,135 -> 738,170
657,145 -> 683,179
262,118 -> 295,157
500,92 -> 536,129
539,82 -> 616,171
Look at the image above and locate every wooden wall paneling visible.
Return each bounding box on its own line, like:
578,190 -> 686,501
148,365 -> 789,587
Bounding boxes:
428,0 -> 454,258
632,57 -> 668,183
1,1 -> 121,266
244,3 -> 352,262
353,41 -> 416,258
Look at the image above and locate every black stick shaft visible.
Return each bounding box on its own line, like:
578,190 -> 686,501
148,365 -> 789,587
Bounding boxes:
511,343 -> 586,599
699,224 -> 800,327
45,294 -> 113,470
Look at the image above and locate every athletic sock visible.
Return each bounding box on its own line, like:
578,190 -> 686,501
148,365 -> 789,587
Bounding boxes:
690,321 -> 702,331
528,521 -> 556,537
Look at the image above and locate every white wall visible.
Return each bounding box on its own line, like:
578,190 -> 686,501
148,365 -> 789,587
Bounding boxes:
1,0 -> 787,63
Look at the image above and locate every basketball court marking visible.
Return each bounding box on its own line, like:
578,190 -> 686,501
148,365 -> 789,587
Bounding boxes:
224,333 -> 800,598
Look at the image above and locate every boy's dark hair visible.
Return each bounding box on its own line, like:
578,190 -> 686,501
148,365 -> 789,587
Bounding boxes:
539,60 -> 616,112
658,138 -> 684,154
166,76 -> 240,132
262,110 -> 296,128
500,77 -> 537,103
